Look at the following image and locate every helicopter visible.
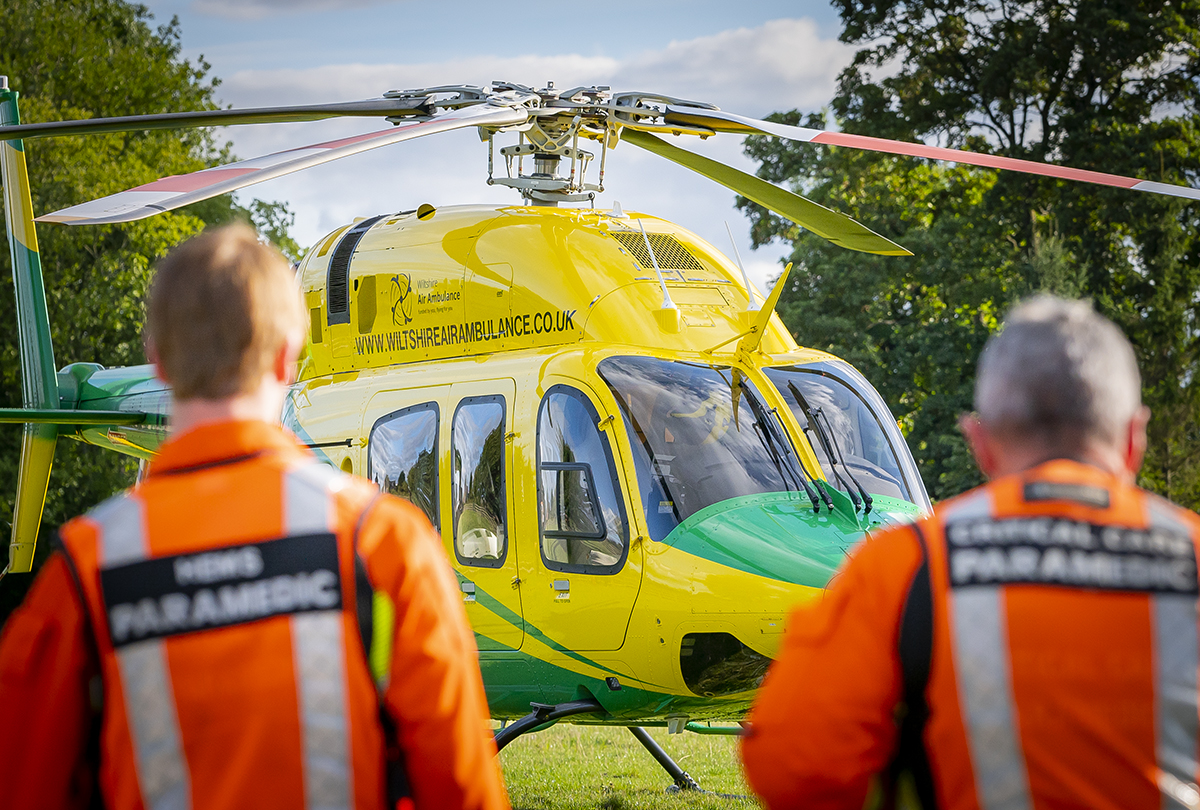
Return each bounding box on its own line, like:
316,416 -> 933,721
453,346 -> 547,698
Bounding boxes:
3,78 -> 1198,791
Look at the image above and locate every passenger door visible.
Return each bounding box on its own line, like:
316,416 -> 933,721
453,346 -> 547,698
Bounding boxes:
449,379 -> 524,651
520,382 -> 643,652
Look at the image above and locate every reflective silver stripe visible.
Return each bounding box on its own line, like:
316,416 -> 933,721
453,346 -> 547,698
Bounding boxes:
92,493 -> 191,810
946,490 -> 1031,809
285,462 -> 351,810
92,493 -> 148,567
952,586 -> 1032,810
1148,499 -> 1191,537
116,642 -> 191,810
285,462 -> 341,534
1149,499 -> 1200,808
292,611 -> 351,810
942,489 -> 994,523
1154,594 -> 1199,809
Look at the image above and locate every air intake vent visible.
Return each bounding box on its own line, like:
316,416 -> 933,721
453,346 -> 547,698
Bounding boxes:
609,231 -> 704,272
327,215 -> 385,325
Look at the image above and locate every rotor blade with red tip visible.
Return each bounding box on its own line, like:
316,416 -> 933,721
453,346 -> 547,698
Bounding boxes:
662,106 -> 1200,202
37,103 -> 528,225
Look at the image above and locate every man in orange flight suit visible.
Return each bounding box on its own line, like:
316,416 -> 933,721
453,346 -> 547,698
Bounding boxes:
0,225 -> 509,810
742,295 -> 1200,810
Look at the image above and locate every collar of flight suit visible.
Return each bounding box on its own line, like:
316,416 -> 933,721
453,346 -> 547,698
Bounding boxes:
146,420 -> 308,478
1020,457 -> 1122,486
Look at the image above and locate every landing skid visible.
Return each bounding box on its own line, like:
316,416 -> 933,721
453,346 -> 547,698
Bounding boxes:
493,700 -> 704,793
493,699 -> 606,752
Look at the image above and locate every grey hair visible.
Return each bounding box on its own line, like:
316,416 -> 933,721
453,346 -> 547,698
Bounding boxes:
975,295 -> 1142,450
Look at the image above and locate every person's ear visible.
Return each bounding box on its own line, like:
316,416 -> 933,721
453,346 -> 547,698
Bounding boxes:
960,413 -> 1002,480
1122,405 -> 1150,480
272,331 -> 303,386
146,337 -> 169,385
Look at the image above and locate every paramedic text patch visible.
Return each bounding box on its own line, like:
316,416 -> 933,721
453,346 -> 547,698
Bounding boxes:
100,533 -> 342,647
946,517 -> 1197,594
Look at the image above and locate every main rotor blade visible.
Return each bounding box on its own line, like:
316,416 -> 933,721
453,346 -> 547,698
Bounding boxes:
663,106 -> 1200,202
620,129 -> 911,257
0,98 -> 433,140
38,103 -> 528,225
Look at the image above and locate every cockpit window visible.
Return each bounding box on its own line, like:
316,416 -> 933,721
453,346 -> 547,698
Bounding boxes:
764,366 -> 913,504
598,356 -> 806,541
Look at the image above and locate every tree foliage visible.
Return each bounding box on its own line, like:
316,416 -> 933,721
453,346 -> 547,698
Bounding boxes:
743,0 -> 1200,506
0,0 -> 300,618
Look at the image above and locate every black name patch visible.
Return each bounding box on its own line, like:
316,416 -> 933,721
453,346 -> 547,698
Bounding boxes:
1023,481 -> 1111,509
946,518 -> 1198,594
100,534 -> 342,648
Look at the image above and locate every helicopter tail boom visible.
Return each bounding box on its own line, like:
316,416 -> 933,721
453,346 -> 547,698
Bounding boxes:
0,81 -> 60,574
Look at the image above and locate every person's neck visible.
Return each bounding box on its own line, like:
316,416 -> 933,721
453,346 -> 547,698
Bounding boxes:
1001,444 -> 1130,483
169,385 -> 285,437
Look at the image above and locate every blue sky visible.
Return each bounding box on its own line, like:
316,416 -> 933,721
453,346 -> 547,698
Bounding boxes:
139,0 -> 848,289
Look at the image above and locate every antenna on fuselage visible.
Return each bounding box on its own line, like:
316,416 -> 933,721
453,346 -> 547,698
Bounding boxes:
637,218 -> 678,314
725,221 -> 759,312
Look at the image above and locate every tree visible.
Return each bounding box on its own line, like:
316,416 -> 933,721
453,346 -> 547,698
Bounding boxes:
743,0 -> 1200,506
0,0 -> 301,621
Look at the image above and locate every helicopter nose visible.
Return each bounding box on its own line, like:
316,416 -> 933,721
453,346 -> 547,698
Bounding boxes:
662,491 -> 877,588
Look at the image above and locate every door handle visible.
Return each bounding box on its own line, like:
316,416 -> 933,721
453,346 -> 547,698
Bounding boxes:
552,579 -> 570,601
460,581 -> 476,602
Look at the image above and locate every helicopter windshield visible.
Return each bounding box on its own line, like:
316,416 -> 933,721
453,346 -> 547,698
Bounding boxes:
764,364 -> 922,506
598,356 -> 806,542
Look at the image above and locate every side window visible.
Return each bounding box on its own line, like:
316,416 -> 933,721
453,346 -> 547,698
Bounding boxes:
452,396 -> 507,567
368,403 -> 439,529
537,386 -> 628,573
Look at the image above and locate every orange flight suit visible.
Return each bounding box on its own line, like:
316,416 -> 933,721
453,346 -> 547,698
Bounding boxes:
0,420 -> 508,810
742,459 -> 1200,810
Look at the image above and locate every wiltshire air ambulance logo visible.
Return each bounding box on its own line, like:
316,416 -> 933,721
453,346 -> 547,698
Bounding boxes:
390,273 -> 414,326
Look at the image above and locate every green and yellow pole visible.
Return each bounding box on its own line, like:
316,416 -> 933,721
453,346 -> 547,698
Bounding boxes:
1,76 -> 59,575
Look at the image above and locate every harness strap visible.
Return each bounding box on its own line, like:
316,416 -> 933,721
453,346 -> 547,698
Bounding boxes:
349,492 -> 410,807
889,523 -> 938,809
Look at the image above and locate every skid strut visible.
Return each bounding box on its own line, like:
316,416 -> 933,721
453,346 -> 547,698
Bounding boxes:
628,726 -> 702,792
493,700 -> 706,794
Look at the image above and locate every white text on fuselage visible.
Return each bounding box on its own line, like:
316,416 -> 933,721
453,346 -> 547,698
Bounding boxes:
355,309 -> 578,355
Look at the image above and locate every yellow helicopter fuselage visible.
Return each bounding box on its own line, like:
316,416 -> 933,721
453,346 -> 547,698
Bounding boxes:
279,203 -> 928,723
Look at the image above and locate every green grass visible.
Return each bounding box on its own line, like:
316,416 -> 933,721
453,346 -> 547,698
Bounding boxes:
499,724 -> 760,810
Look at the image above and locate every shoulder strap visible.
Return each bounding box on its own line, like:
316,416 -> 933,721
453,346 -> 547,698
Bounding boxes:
350,492 -> 387,675
888,522 -> 938,809
349,492 -> 411,806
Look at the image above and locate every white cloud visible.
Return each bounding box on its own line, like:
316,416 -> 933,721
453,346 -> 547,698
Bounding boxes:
191,0 -> 402,21
210,18 -> 854,291
220,18 -> 845,116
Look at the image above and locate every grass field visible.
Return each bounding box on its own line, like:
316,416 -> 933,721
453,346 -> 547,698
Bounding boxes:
499,724 -> 759,809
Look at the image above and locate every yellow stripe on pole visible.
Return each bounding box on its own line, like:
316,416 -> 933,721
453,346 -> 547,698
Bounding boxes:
0,140 -> 38,254
8,425 -> 55,573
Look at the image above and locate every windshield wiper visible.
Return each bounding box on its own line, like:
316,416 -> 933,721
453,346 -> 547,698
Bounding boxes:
738,384 -> 827,513
786,382 -> 873,513
754,418 -> 825,513
814,406 -> 873,512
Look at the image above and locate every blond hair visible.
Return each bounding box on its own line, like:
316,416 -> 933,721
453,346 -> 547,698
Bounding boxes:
147,224 -> 306,400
